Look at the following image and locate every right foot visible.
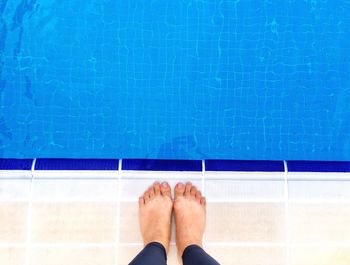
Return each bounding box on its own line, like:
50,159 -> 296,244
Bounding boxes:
139,182 -> 173,253
174,182 -> 206,256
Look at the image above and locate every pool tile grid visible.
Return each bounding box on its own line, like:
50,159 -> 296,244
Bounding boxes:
1,159 -> 350,265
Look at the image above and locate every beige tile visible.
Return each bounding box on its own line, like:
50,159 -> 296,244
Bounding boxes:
0,202 -> 28,243
118,245 -> 178,265
118,203 -> 185,245
31,202 -> 117,243
289,203 -> 350,243
205,246 -> 286,265
206,203 -> 285,242
119,202 -> 141,243
0,248 -> 25,265
30,247 -> 115,265
290,247 -> 350,265
120,202 -> 176,244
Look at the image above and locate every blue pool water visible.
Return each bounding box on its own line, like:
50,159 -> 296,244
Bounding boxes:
0,0 -> 349,160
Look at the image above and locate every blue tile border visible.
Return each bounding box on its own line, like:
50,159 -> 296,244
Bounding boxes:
122,159 -> 202,171
1,159 -> 350,172
0,159 -> 33,170
205,160 -> 285,172
34,159 -> 119,170
287,161 -> 350,172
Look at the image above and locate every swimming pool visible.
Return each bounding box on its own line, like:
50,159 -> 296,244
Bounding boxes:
0,0 -> 349,160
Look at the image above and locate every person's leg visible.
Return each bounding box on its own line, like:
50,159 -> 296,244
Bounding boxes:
182,245 -> 220,265
129,242 -> 167,265
174,182 -> 220,265
129,182 -> 173,265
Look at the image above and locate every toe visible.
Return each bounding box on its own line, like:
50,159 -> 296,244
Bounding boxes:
174,183 -> 185,199
190,185 -> 197,197
195,191 -> 202,202
154,182 -> 161,195
139,196 -> 145,206
144,190 -> 150,203
160,182 -> 171,198
184,182 -> 192,197
148,186 -> 155,198
200,197 -> 206,207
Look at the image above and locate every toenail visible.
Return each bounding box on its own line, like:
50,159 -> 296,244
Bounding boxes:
162,182 -> 167,187
177,183 -> 184,188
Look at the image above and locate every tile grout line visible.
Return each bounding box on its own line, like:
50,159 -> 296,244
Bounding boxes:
3,241 -> 350,248
14,171 -> 350,181
201,160 -> 206,246
283,160 -> 290,265
5,198 -> 350,203
115,159 -> 122,265
24,158 -> 36,265
2,159 -> 347,264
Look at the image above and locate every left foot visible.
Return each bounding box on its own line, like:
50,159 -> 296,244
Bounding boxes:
174,182 -> 206,256
139,182 -> 173,253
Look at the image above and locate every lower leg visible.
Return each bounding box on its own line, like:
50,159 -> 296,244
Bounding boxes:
182,245 -> 220,265
129,242 -> 167,265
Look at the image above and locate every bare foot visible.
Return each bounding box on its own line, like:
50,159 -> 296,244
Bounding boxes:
174,182 -> 206,256
139,181 -> 173,253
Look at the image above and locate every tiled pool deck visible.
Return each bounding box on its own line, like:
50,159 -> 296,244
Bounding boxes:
1,159 -> 350,265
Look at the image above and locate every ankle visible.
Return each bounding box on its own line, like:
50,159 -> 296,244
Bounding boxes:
144,234 -> 170,253
178,239 -> 203,256
145,240 -> 169,253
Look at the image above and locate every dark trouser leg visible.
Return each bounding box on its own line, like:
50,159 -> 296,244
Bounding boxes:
182,245 -> 220,265
129,242 -> 167,265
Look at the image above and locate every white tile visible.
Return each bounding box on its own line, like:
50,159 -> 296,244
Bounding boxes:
121,170 -> 202,179
33,170 -> 118,179
32,179 -> 118,202
205,179 -> 284,202
120,174 -> 202,202
287,172 -> 350,181
0,179 -> 31,201
204,171 -> 285,180
288,180 -> 350,201
0,170 -> 32,179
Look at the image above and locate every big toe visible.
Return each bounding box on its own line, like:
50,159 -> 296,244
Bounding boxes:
160,182 -> 171,198
174,183 -> 185,199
